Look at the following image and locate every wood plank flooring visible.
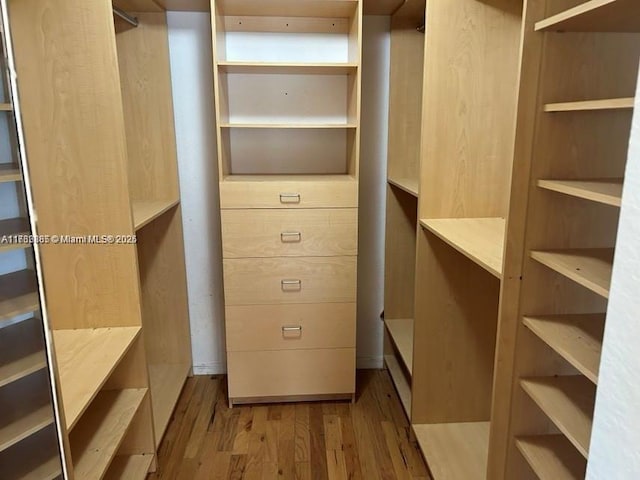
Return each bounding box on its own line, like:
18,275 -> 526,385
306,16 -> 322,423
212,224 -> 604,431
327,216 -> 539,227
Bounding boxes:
148,369 -> 431,479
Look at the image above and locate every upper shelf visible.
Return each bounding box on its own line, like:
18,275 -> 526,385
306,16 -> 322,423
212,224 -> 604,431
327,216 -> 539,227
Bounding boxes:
220,123 -> 358,129
218,61 -> 358,75
132,199 -> 179,231
387,177 -> 418,198
544,97 -> 634,113
216,0 -> 359,17
420,217 -> 505,278
535,0 -> 640,32
53,327 -> 141,430
538,179 -> 623,207
0,164 -> 21,183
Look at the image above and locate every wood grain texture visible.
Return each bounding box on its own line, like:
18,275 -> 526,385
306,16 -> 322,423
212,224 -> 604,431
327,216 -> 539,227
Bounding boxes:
104,454 -> 154,480
148,371 -> 430,479
0,317 -> 46,388
535,0 -> 640,32
385,318 -> 413,375
0,269 -> 38,321
384,355 -> 411,418
537,178 -> 623,207
516,435 -> 586,480
132,200 -> 180,231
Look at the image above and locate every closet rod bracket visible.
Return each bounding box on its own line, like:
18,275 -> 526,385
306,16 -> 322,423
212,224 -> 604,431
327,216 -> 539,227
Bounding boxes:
113,7 -> 139,28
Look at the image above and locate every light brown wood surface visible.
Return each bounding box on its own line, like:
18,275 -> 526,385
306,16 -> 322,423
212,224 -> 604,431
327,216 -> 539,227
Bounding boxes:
132,200 -> 180,231
0,163 -> 20,182
516,435 -> 586,480
384,355 -> 412,418
0,269 -> 38,322
385,318 -> 413,375
148,363 -> 191,446
223,15 -> 350,34
218,61 -> 358,74
215,0 -> 359,17
537,178 -> 623,207
535,0 -> 640,32
225,303 -> 356,351
0,218 -> 30,252
227,349 -> 355,399
0,317 -> 46,388
387,177 -> 418,197
104,454 -> 154,480
223,256 -> 357,305
544,97 -> 635,112
0,426 -> 62,480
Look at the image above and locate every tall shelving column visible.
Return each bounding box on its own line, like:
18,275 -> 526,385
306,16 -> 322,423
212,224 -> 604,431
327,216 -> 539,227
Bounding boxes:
489,1 -> 640,479
211,0 -> 362,404
411,0 -> 523,478
0,2 -> 63,477
382,0 -> 425,420
8,0 -> 158,477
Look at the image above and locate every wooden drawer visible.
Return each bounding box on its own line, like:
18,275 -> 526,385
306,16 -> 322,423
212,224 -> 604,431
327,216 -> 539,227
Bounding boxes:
223,256 -> 357,305
227,348 -> 355,399
226,303 -> 356,352
221,208 -> 358,258
220,177 -> 358,209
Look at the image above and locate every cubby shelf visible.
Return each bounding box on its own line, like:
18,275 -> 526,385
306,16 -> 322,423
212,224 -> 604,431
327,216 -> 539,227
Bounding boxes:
132,199 -> 180,231
0,103 -> 11,111
104,454 -> 154,480
148,362 -> 190,447
413,422 -> 490,480
0,403 -> 53,453
222,173 -> 358,182
523,314 -> 605,384
535,0 -> 640,32
384,354 -> 411,417
70,388 -> 147,480
53,327 -> 141,430
216,0 -> 359,17
0,427 -> 62,480
420,217 -> 505,278
220,123 -> 358,129
530,249 -> 614,299
0,269 -> 39,322
387,177 -> 418,197
538,179 -> 623,207
0,164 -> 20,183
384,318 -> 413,375
218,61 -> 358,74
0,218 -> 30,252
516,435 -> 586,480
520,376 -> 596,458
0,317 -> 47,388
544,97 -> 635,112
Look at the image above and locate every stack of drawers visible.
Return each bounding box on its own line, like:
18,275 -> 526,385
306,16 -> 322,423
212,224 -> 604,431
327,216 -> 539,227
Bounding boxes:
220,178 -> 358,404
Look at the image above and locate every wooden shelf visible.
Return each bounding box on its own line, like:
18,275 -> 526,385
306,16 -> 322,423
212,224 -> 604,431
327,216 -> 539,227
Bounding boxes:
385,318 -> 413,375
420,217 -> 506,278
104,454 -> 154,480
0,269 -> 39,322
387,177 -> 418,197
524,314 -> 605,384
0,218 -> 31,252
535,0 -> 640,32
0,317 -> 47,388
0,403 -> 53,453
216,0 -> 359,17
413,422 -> 490,480
71,388 -> 147,480
544,97 -> 634,112
218,61 -> 358,75
530,249 -> 614,298
148,363 -> 190,446
0,427 -> 61,480
0,103 -> 11,111
220,123 -> 358,129
384,354 -> 411,418
516,435 -> 586,480
132,199 -> 179,231
520,376 -> 596,458
53,327 -> 141,430
0,164 -> 21,183
222,173 -> 357,182
538,179 -> 623,207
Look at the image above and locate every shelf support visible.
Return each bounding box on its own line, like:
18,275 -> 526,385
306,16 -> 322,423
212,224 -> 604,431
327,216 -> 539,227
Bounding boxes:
112,7 -> 138,28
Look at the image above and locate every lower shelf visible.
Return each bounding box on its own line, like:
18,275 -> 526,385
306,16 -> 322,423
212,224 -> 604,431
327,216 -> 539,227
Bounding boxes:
0,425 -> 62,480
148,363 -> 190,447
516,435 -> 586,480
384,318 -> 413,375
104,454 -> 154,480
384,354 -> 411,418
413,421 -> 490,480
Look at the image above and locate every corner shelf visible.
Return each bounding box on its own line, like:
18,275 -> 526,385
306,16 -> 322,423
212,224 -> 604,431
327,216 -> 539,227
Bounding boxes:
387,177 -> 418,198
535,0 -> 640,32
384,318 -> 413,375
520,376 -> 596,458
516,435 -> 586,480
220,123 -> 358,129
413,422 -> 490,480
53,327 -> 141,430
0,164 -> 21,183
70,388 -> 147,480
544,97 -> 634,112
530,249 -> 614,298
523,314 -> 604,384
0,317 -> 47,388
538,179 -> 623,207
420,217 -> 505,278
148,362 -> 190,447
0,403 -> 53,453
132,199 -> 179,231
0,269 -> 39,322
104,454 -> 154,480
218,61 -> 358,74
384,354 -> 411,417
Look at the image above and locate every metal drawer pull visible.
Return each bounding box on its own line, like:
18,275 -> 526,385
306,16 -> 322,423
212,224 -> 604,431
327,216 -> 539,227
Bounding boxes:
281,279 -> 302,291
282,325 -> 303,338
282,326 -> 302,332
280,193 -> 301,204
281,231 -> 302,243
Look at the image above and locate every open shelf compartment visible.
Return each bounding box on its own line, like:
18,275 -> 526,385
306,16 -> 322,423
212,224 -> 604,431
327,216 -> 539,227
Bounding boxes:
535,0 -> 640,32
516,434 -> 587,480
538,179 -> 623,207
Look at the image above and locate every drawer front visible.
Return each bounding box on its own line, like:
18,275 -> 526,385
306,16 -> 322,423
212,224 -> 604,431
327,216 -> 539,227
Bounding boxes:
223,256 -> 357,305
220,178 -> 358,209
221,208 -> 358,258
227,348 -> 355,399
226,303 -> 356,352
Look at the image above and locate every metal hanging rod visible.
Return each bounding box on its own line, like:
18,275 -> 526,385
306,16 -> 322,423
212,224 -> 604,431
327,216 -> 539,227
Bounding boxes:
113,6 -> 139,27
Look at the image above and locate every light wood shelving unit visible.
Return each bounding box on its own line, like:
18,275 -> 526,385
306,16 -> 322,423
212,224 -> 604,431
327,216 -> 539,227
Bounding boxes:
488,1 -> 640,478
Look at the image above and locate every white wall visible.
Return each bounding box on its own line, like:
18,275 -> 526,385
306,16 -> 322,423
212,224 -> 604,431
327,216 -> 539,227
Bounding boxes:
587,76 -> 640,479
167,13 -> 390,373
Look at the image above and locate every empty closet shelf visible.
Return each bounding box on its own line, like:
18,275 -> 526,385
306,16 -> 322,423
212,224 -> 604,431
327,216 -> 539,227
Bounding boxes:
516,435 -> 586,480
384,318 -> 413,375
538,179 -> 623,207
0,317 -> 47,388
0,269 -> 39,322
544,97 -> 634,112
535,0 -> 640,32
216,0 -> 359,17
0,164 -> 21,183
132,199 -> 180,231
148,363 -> 190,447
384,354 -> 411,417
104,454 -> 154,480
0,403 -> 53,452
420,217 -> 505,278
218,61 -> 358,74
219,123 -> 358,129
387,177 -> 418,197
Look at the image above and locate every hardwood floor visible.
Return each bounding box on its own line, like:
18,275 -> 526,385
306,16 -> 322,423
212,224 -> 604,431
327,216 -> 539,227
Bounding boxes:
148,369 -> 431,479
